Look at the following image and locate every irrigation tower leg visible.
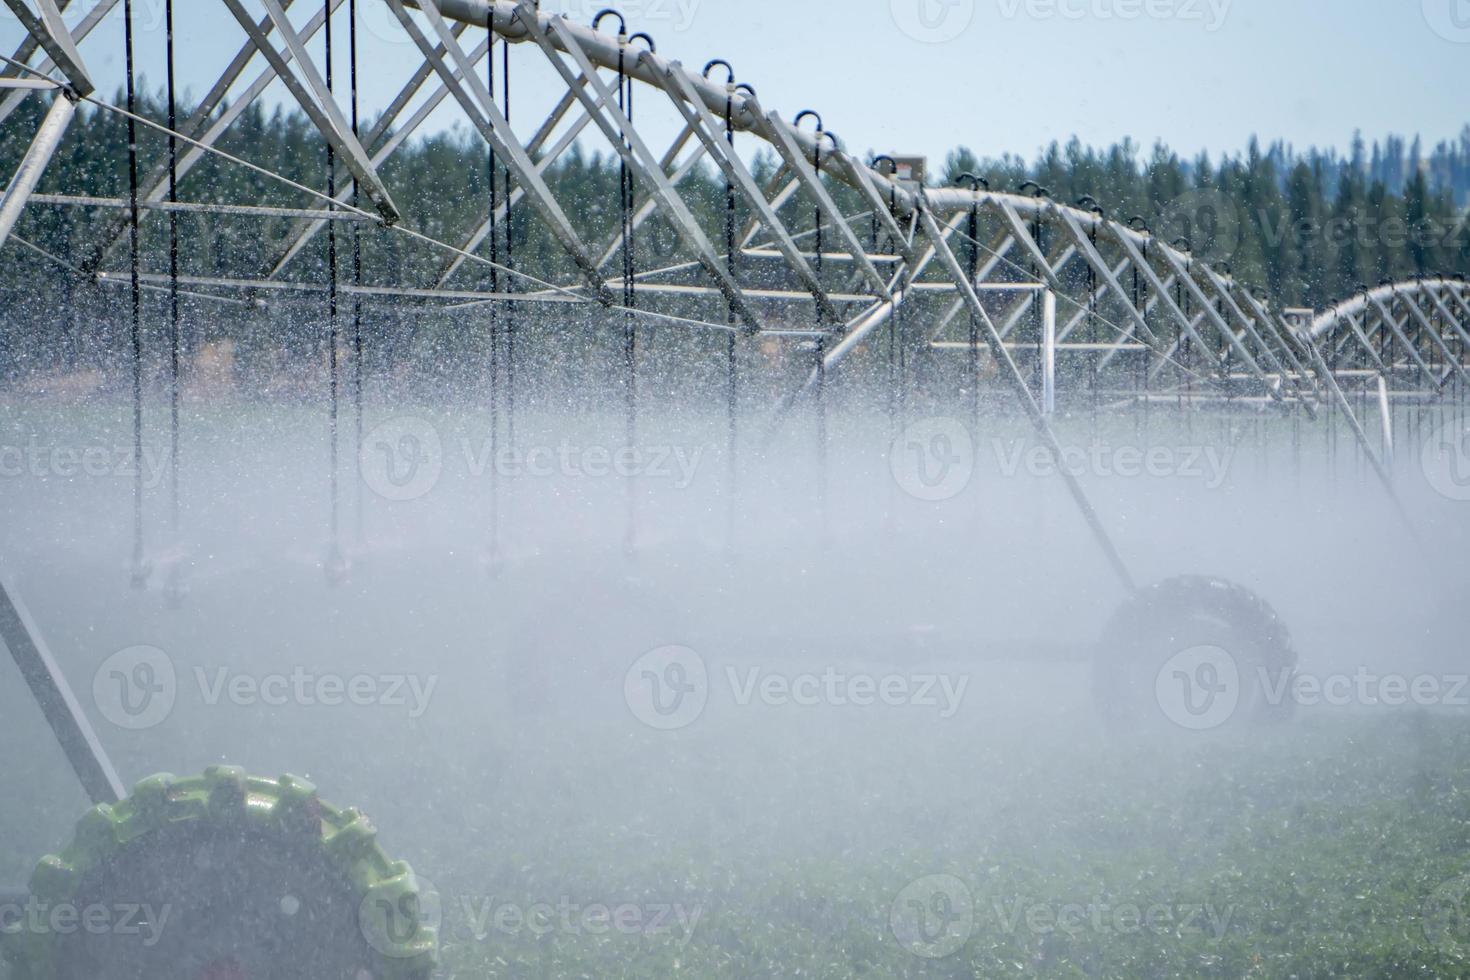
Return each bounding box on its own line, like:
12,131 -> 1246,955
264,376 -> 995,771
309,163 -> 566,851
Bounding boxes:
916,204 -> 1137,595
0,91 -> 76,251
0,578 -> 125,807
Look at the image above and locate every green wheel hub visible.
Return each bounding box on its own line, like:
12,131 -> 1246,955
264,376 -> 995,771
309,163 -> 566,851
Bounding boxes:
3,767 -> 437,980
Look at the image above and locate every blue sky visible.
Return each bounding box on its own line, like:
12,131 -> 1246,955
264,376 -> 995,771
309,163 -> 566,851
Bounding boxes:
8,0 -> 1469,169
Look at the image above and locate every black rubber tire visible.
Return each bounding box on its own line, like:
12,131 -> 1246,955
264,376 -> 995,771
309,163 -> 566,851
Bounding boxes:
1091,576 -> 1299,732
2,769 -> 437,980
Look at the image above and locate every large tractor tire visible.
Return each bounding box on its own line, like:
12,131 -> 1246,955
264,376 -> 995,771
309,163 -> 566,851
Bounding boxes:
1092,576 -> 1299,732
2,768 -> 436,980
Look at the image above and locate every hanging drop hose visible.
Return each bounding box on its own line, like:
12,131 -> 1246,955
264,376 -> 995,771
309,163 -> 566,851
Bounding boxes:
324,0 -> 345,585
795,110 -> 828,537
1078,197 -> 1104,431
1020,182 -> 1049,394
124,0 -> 147,591
705,58 -> 738,551
350,0 -> 365,543
592,8 -> 638,554
165,0 -> 182,604
1128,216 -> 1150,433
484,12 -> 501,568
873,157 -> 901,438
502,34 -> 516,452
1175,240 -> 1193,427
957,173 -> 988,433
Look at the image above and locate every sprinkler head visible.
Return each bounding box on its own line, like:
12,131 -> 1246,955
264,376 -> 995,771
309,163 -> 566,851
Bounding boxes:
198,959 -> 247,980
129,558 -> 153,591
323,548 -> 351,588
164,576 -> 189,611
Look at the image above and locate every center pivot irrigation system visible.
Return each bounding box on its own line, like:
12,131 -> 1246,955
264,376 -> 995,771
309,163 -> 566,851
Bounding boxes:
2,0 -> 1469,976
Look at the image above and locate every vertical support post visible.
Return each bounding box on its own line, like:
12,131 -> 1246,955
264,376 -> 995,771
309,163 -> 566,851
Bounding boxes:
1377,374 -> 1395,472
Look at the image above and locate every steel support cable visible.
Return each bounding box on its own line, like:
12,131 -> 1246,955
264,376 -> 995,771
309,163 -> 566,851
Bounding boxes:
5,231 -> 252,309
84,68 -> 747,339
74,96 -> 576,302
124,0 -> 146,589
567,204 -> 881,298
